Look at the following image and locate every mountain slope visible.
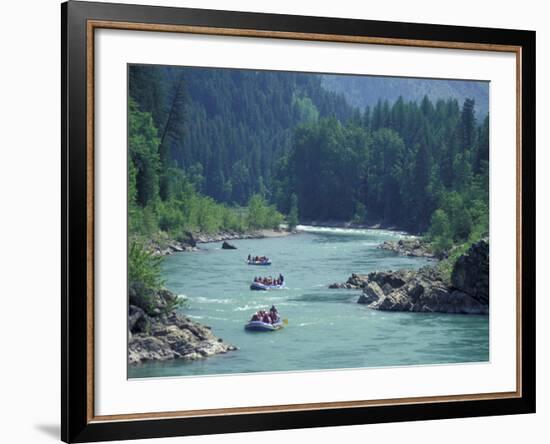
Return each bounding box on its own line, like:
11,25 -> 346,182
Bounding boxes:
130,65 -> 356,205
321,74 -> 489,118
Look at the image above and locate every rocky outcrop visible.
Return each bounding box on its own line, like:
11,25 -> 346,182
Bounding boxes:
354,240 -> 489,314
128,288 -> 236,365
221,240 -> 237,250
359,267 -> 487,314
129,310 -> 237,364
329,273 -> 369,289
148,232 -> 198,256
451,239 -> 489,306
378,238 -> 442,258
329,270 -> 411,290
357,281 -> 385,304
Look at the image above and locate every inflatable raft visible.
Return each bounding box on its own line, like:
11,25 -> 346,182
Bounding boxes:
244,320 -> 283,332
246,260 -> 271,266
250,282 -> 285,291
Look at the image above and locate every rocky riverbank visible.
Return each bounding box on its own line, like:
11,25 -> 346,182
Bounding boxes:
128,287 -> 236,364
329,273 -> 371,289
330,240 -> 489,315
148,229 -> 291,256
378,238 -> 441,259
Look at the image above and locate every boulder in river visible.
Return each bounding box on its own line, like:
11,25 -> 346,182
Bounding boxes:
221,240 -> 237,250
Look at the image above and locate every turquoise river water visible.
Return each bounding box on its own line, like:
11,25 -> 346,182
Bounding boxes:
128,226 -> 489,378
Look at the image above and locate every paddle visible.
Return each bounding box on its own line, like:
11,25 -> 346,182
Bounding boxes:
283,319 -> 289,325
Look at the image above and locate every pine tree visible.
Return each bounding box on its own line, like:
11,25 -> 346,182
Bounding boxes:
459,98 -> 477,150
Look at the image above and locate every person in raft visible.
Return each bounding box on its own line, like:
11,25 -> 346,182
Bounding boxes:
249,255 -> 268,263
253,275 -> 284,285
269,305 -> 280,322
250,306 -> 279,324
250,309 -> 270,322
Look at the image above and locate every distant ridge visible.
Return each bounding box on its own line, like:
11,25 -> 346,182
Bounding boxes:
321,74 -> 489,118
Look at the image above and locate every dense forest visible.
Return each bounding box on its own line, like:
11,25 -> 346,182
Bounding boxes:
275,96 -> 489,241
128,64 -> 489,253
129,66 -> 354,206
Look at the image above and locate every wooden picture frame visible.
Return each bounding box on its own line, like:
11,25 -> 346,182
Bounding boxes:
62,1 -> 535,442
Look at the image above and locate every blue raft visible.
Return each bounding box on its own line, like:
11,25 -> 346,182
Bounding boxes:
244,320 -> 283,332
250,282 -> 285,291
246,260 -> 272,266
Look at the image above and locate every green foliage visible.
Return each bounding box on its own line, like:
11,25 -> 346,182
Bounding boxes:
128,241 -> 165,314
293,94 -> 319,124
128,98 -> 161,207
140,204 -> 159,237
157,201 -> 185,232
129,65 -> 166,130
266,206 -> 285,230
288,193 -> 299,230
128,95 -> 285,239
129,241 -> 164,292
247,194 -> 284,230
352,202 -> 367,224
163,295 -> 188,314
428,209 -> 453,252
427,167 -> 488,257
288,118 -> 370,221
246,194 -> 266,229
437,241 -> 473,282
129,65 -> 355,206
433,190 -> 487,244
459,98 -> 477,151
273,94 -> 487,238
221,207 -> 247,233
128,64 -> 488,253
128,240 -> 188,315
368,128 -> 407,224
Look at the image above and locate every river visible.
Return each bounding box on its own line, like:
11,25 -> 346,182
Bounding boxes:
128,226 -> 489,378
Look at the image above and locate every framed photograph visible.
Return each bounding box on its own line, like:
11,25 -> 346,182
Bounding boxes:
62,1 -> 535,442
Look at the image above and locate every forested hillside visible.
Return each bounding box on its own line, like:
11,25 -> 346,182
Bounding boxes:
273,96 -> 489,245
128,64 -> 488,250
130,65 -> 354,206
321,74 -> 489,118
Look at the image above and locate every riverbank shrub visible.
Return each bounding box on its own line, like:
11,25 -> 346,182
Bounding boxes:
129,241 -> 164,292
128,240 -> 165,313
246,194 -> 285,230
